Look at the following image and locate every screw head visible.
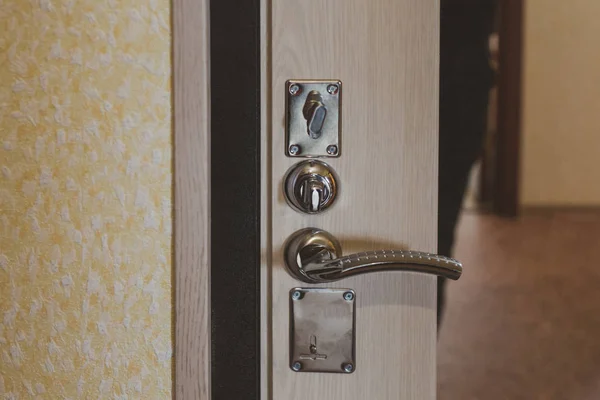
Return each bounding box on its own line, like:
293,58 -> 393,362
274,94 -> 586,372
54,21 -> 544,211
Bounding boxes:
343,291 -> 354,301
289,144 -> 301,156
289,83 -> 301,96
343,363 -> 354,373
291,290 -> 303,300
327,84 -> 339,95
292,361 -> 302,372
326,145 -> 338,155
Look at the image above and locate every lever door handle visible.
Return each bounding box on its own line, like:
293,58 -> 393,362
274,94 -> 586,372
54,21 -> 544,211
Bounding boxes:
284,228 -> 462,283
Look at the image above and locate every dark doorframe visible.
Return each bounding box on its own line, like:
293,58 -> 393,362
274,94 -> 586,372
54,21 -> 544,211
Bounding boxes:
210,0 -> 262,398
494,0 -> 524,217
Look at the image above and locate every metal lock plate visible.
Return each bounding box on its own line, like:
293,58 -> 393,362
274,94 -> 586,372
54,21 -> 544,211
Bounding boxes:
286,80 -> 342,158
290,288 -> 356,373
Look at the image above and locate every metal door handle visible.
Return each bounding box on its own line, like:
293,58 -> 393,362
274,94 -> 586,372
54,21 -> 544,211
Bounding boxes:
284,228 -> 462,283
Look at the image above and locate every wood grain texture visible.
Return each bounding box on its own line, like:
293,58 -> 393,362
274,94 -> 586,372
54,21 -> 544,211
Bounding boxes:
173,0 -> 210,398
267,0 -> 440,399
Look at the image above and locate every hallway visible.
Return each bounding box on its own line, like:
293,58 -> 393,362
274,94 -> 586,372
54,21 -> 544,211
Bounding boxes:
438,211 -> 600,399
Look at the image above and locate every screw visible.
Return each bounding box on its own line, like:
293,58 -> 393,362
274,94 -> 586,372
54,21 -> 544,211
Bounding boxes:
327,84 -> 339,95
343,363 -> 354,373
292,290 -> 303,300
292,361 -> 302,372
289,84 -> 301,96
326,145 -> 338,155
343,291 -> 354,301
289,144 -> 301,156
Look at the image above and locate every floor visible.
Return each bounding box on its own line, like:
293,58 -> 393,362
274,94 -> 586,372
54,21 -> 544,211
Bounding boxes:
438,211 -> 600,400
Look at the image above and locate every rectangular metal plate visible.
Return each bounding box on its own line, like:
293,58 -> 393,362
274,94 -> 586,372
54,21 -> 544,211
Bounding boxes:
290,288 -> 355,373
286,80 -> 342,158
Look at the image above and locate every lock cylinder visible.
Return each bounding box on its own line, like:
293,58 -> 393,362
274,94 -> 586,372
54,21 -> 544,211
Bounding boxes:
284,160 -> 339,214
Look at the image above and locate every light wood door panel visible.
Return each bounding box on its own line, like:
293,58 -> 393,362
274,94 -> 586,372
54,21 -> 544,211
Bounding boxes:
267,0 -> 440,399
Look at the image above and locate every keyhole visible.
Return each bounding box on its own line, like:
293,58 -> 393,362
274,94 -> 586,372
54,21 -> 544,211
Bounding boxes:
310,335 -> 318,353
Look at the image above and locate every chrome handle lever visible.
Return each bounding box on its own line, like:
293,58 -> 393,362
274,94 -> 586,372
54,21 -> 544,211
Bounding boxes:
284,228 -> 462,283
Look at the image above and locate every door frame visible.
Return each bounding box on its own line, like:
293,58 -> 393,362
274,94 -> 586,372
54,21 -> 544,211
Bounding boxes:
479,0 -> 524,216
494,0 -> 524,217
173,0 -> 263,398
173,0 -> 211,397
477,0 -> 524,217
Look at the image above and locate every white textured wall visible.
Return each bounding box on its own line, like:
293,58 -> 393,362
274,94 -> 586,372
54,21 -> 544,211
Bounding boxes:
521,0 -> 600,206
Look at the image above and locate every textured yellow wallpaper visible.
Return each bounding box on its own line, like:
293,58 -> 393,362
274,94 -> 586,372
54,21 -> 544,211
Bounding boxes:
0,0 -> 172,398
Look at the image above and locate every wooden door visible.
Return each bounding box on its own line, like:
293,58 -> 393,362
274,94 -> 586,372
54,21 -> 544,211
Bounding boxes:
264,0 -> 441,399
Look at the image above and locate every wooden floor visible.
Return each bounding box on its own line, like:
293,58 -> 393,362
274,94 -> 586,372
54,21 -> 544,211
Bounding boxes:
438,211 -> 600,400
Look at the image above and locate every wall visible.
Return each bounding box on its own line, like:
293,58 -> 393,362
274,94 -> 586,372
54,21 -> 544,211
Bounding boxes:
0,0 -> 172,398
521,0 -> 600,206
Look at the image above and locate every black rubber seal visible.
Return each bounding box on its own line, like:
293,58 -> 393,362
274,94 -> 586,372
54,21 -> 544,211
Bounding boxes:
210,0 -> 261,398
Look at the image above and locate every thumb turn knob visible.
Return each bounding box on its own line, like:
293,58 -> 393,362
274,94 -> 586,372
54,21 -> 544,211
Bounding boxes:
284,160 -> 339,214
